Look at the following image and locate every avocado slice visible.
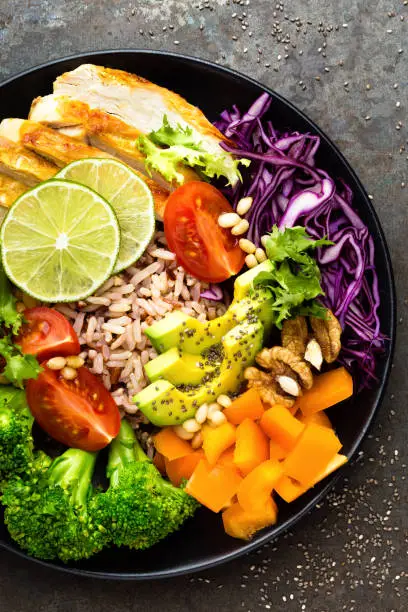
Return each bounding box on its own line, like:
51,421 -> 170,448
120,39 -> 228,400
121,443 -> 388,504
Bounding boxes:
233,260 -> 274,301
145,288 -> 273,355
144,347 -> 215,386
134,320 -> 264,426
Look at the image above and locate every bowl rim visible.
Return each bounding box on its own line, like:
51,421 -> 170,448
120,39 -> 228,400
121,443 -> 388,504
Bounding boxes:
0,48 -> 397,580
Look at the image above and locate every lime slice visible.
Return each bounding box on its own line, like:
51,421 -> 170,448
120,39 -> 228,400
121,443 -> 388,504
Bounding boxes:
0,179 -> 120,302
58,159 -> 155,274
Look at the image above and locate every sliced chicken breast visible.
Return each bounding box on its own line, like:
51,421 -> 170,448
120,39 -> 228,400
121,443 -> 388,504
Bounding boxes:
0,136 -> 58,186
0,119 -> 169,219
0,173 -> 28,208
29,94 -> 199,191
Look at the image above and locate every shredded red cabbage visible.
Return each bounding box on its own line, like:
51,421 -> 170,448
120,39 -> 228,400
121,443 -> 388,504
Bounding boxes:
200,284 -> 224,301
215,94 -> 384,388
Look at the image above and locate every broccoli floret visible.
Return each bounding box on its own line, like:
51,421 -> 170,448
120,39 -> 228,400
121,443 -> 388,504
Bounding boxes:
90,420 -> 199,550
2,447 -> 109,562
0,386 -> 35,485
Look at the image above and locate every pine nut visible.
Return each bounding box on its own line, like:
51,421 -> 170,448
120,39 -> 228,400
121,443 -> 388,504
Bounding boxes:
182,418 -> 201,433
255,247 -> 267,262
173,425 -> 194,440
217,394 -> 232,408
236,196 -> 253,216
47,356 -> 67,370
245,254 -> 258,268
195,403 -> 209,424
208,410 -> 227,426
231,219 -> 250,236
15,301 -> 26,313
239,238 -> 256,254
61,366 -> 78,380
218,212 -> 241,228
66,355 -> 85,369
191,431 -> 203,449
261,235 -> 269,247
207,403 -> 220,418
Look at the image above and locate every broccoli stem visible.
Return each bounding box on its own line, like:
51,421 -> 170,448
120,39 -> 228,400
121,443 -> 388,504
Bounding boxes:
107,420 -> 149,487
47,448 -> 97,508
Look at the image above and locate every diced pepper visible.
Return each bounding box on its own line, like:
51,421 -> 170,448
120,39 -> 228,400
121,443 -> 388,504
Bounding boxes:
237,459 -> 283,513
234,418 -> 269,476
186,459 -> 243,513
295,367 -> 353,416
275,453 -> 348,502
260,404 -> 305,450
282,423 -> 342,487
269,439 -> 288,461
202,422 -> 236,466
223,388 -> 265,425
222,498 -> 278,540
153,427 -> 194,461
165,450 -> 205,487
153,451 -> 166,475
298,410 -> 333,429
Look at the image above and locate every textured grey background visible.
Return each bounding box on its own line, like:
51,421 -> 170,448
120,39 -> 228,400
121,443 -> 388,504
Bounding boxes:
0,1 -> 407,610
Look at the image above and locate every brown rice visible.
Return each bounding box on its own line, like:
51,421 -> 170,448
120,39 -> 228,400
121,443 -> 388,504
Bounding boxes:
54,231 -> 229,422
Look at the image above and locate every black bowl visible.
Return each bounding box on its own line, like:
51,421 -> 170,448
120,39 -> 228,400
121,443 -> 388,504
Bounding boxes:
0,50 -> 396,579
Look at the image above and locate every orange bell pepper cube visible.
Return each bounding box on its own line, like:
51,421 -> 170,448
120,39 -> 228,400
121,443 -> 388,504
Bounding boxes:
269,439 -> 289,461
165,450 -> 205,487
260,404 -> 305,451
234,418 -> 269,476
275,453 -> 348,502
298,410 -> 333,429
202,422 -> 236,466
223,388 -> 264,425
186,459 -> 243,513
295,367 -> 353,416
222,497 -> 278,540
153,427 -> 194,461
237,459 -> 283,513
282,423 -> 342,487
152,451 -> 166,475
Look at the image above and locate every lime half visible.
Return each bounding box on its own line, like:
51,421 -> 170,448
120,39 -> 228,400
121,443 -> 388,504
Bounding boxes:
58,159 -> 155,273
0,179 -> 120,302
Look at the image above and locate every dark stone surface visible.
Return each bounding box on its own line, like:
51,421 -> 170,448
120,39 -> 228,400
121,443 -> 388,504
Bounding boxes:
0,1 -> 406,610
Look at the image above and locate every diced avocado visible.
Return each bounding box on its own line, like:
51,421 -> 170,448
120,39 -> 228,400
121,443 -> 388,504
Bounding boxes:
233,260 -> 273,301
144,347 -> 215,386
145,289 -> 273,355
134,320 -> 264,426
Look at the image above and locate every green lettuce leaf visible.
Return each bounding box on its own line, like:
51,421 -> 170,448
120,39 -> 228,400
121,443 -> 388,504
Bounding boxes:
0,338 -> 42,389
137,115 -> 250,186
253,225 -> 332,328
0,263 -> 23,335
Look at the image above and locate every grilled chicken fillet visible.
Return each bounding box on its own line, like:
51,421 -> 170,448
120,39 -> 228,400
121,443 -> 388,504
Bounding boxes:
0,119 -> 169,219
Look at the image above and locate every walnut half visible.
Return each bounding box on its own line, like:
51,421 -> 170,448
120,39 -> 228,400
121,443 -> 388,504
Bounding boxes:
244,367 -> 296,408
281,316 -> 308,357
310,309 -> 342,364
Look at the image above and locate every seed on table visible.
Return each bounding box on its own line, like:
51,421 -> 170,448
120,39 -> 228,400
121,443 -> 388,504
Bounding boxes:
47,356 -> 67,370
245,253 -> 258,268
239,238 -> 256,254
66,355 -> 85,369
195,403 -> 209,424
208,410 -> 227,426
61,366 -> 78,380
236,196 -> 253,215
218,212 -> 241,228
173,425 -> 194,440
255,247 -> 267,262
182,418 -> 201,433
231,219 -> 250,236
191,431 -> 203,449
217,394 -> 232,408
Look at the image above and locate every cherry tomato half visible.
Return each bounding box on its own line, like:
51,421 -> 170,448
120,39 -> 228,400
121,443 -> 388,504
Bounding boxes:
164,182 -> 245,283
26,365 -> 121,451
16,307 -> 80,361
